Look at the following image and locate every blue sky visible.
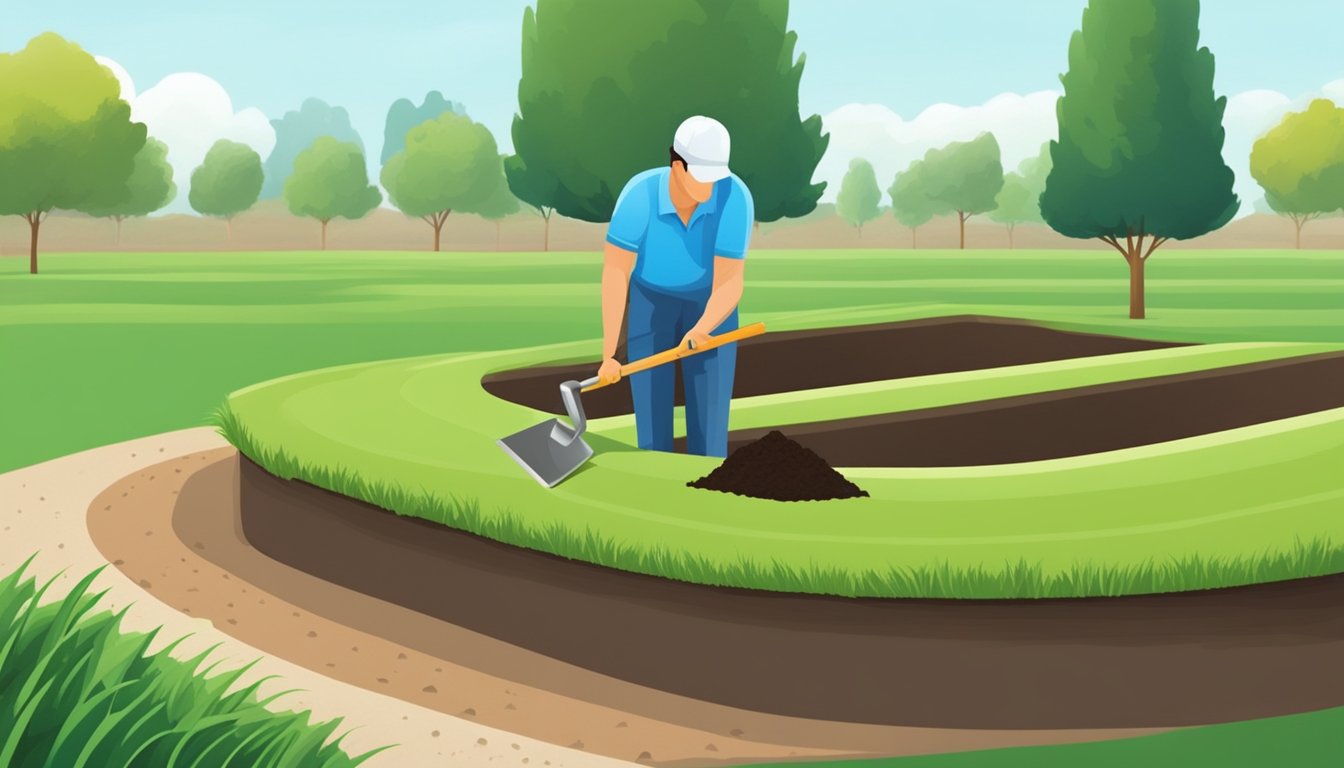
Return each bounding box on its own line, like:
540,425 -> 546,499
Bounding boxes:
8,0 -> 1342,151
5,0 -> 1341,212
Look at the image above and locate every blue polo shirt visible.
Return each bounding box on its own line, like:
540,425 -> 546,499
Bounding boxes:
605,167 -> 754,297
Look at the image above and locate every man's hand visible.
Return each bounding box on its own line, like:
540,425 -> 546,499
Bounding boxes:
597,357 -> 623,385
680,326 -> 713,351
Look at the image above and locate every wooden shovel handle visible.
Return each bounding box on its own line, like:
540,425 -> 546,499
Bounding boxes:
581,322 -> 766,393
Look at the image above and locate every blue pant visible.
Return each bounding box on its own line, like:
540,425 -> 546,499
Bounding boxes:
626,281 -> 738,457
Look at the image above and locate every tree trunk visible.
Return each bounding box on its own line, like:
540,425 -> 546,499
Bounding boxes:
226,217 -> 233,244
1295,217 -> 1304,249
320,219 -> 328,250
1007,224 -> 1015,250
543,213 -> 551,252
1128,255 -> 1145,320
495,220 -> 502,250
856,225 -> 862,240
433,221 -> 442,252
115,216 -> 123,247
1102,233 -> 1163,320
958,211 -> 967,249
27,213 -> 40,274
911,227 -> 918,249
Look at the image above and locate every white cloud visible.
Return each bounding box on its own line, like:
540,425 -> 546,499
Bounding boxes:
95,58 -> 276,214
1322,79 -> 1344,104
1222,89 -> 1294,215
816,91 -> 1060,204
819,80 -> 1344,218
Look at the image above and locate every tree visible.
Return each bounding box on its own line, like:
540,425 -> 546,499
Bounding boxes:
506,0 -> 827,224
285,137 -> 381,250
188,140 -> 263,242
475,155 -> 521,250
504,154 -> 559,251
1041,0 -> 1237,319
189,139 -> 262,242
381,113 -> 502,252
920,133 -> 1004,249
1250,99 -> 1344,248
261,98 -> 363,199
988,143 -> 1052,248
0,33 -> 146,273
382,91 -> 466,165
85,136 -> 176,246
835,159 -> 881,237
988,174 -> 1034,249
888,164 -> 935,249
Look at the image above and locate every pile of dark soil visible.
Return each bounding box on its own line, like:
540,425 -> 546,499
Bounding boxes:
688,430 -> 869,502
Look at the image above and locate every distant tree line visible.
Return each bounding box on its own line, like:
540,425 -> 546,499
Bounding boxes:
837,0 -> 1342,320
4,0 -> 1340,296
2,0 -> 830,262
0,35 -> 524,263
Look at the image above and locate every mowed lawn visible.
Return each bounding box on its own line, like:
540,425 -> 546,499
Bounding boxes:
223,334 -> 1344,598
4,248 -> 1344,474
4,247 -> 1344,767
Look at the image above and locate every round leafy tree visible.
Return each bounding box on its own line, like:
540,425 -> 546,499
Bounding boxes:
85,136 -> 176,245
1250,99 -> 1344,248
835,159 -> 882,237
284,137 -> 381,250
381,113 -> 501,251
189,140 -> 264,242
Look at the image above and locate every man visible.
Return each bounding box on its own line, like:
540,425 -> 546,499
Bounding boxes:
595,115 -> 754,458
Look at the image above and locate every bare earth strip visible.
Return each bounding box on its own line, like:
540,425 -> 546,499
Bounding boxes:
2,429 -> 1166,767
1,429 -> 632,768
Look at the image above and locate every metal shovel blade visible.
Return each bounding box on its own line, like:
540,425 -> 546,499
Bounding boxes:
497,419 -> 594,488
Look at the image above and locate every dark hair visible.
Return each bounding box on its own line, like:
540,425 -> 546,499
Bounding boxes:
669,146 -> 686,169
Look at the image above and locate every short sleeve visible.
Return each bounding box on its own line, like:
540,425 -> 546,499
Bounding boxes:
605,175 -> 652,252
713,178 -> 754,259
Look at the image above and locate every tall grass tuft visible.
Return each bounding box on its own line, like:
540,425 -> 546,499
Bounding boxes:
0,556 -> 387,767
215,404 -> 1344,600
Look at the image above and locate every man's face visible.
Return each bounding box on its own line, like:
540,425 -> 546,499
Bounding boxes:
671,161 -> 715,203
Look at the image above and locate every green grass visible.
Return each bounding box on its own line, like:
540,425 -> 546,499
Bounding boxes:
219,328 -> 1344,599
758,706 -> 1344,768
0,556 -> 383,767
5,248 -> 1344,473
217,401 -> 1344,599
7,248 -> 1344,765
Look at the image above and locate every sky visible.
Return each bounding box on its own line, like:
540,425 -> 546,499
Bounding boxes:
4,0 -> 1342,213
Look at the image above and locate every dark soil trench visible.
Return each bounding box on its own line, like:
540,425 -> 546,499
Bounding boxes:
484,315 -> 1344,467
481,316 -> 1185,419
709,351 -> 1344,466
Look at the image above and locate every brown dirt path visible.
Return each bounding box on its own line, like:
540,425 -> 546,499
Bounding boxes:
85,448 -> 1171,765
1,429 -> 631,768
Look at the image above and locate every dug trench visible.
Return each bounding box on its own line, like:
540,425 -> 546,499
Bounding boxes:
480,315 -> 1186,418
701,350 -> 1344,466
237,454 -> 1344,730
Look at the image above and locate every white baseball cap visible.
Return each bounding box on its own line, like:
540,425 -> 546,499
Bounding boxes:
672,116 -> 732,183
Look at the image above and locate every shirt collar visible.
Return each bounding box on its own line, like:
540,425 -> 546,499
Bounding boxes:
657,167 -> 720,223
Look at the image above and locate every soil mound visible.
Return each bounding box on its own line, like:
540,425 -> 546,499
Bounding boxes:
688,430 -> 868,502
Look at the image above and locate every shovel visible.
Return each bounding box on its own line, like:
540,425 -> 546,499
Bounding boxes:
498,321 -> 767,487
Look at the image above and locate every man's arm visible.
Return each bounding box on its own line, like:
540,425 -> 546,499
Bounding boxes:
597,241 -> 636,383
681,256 -> 744,349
